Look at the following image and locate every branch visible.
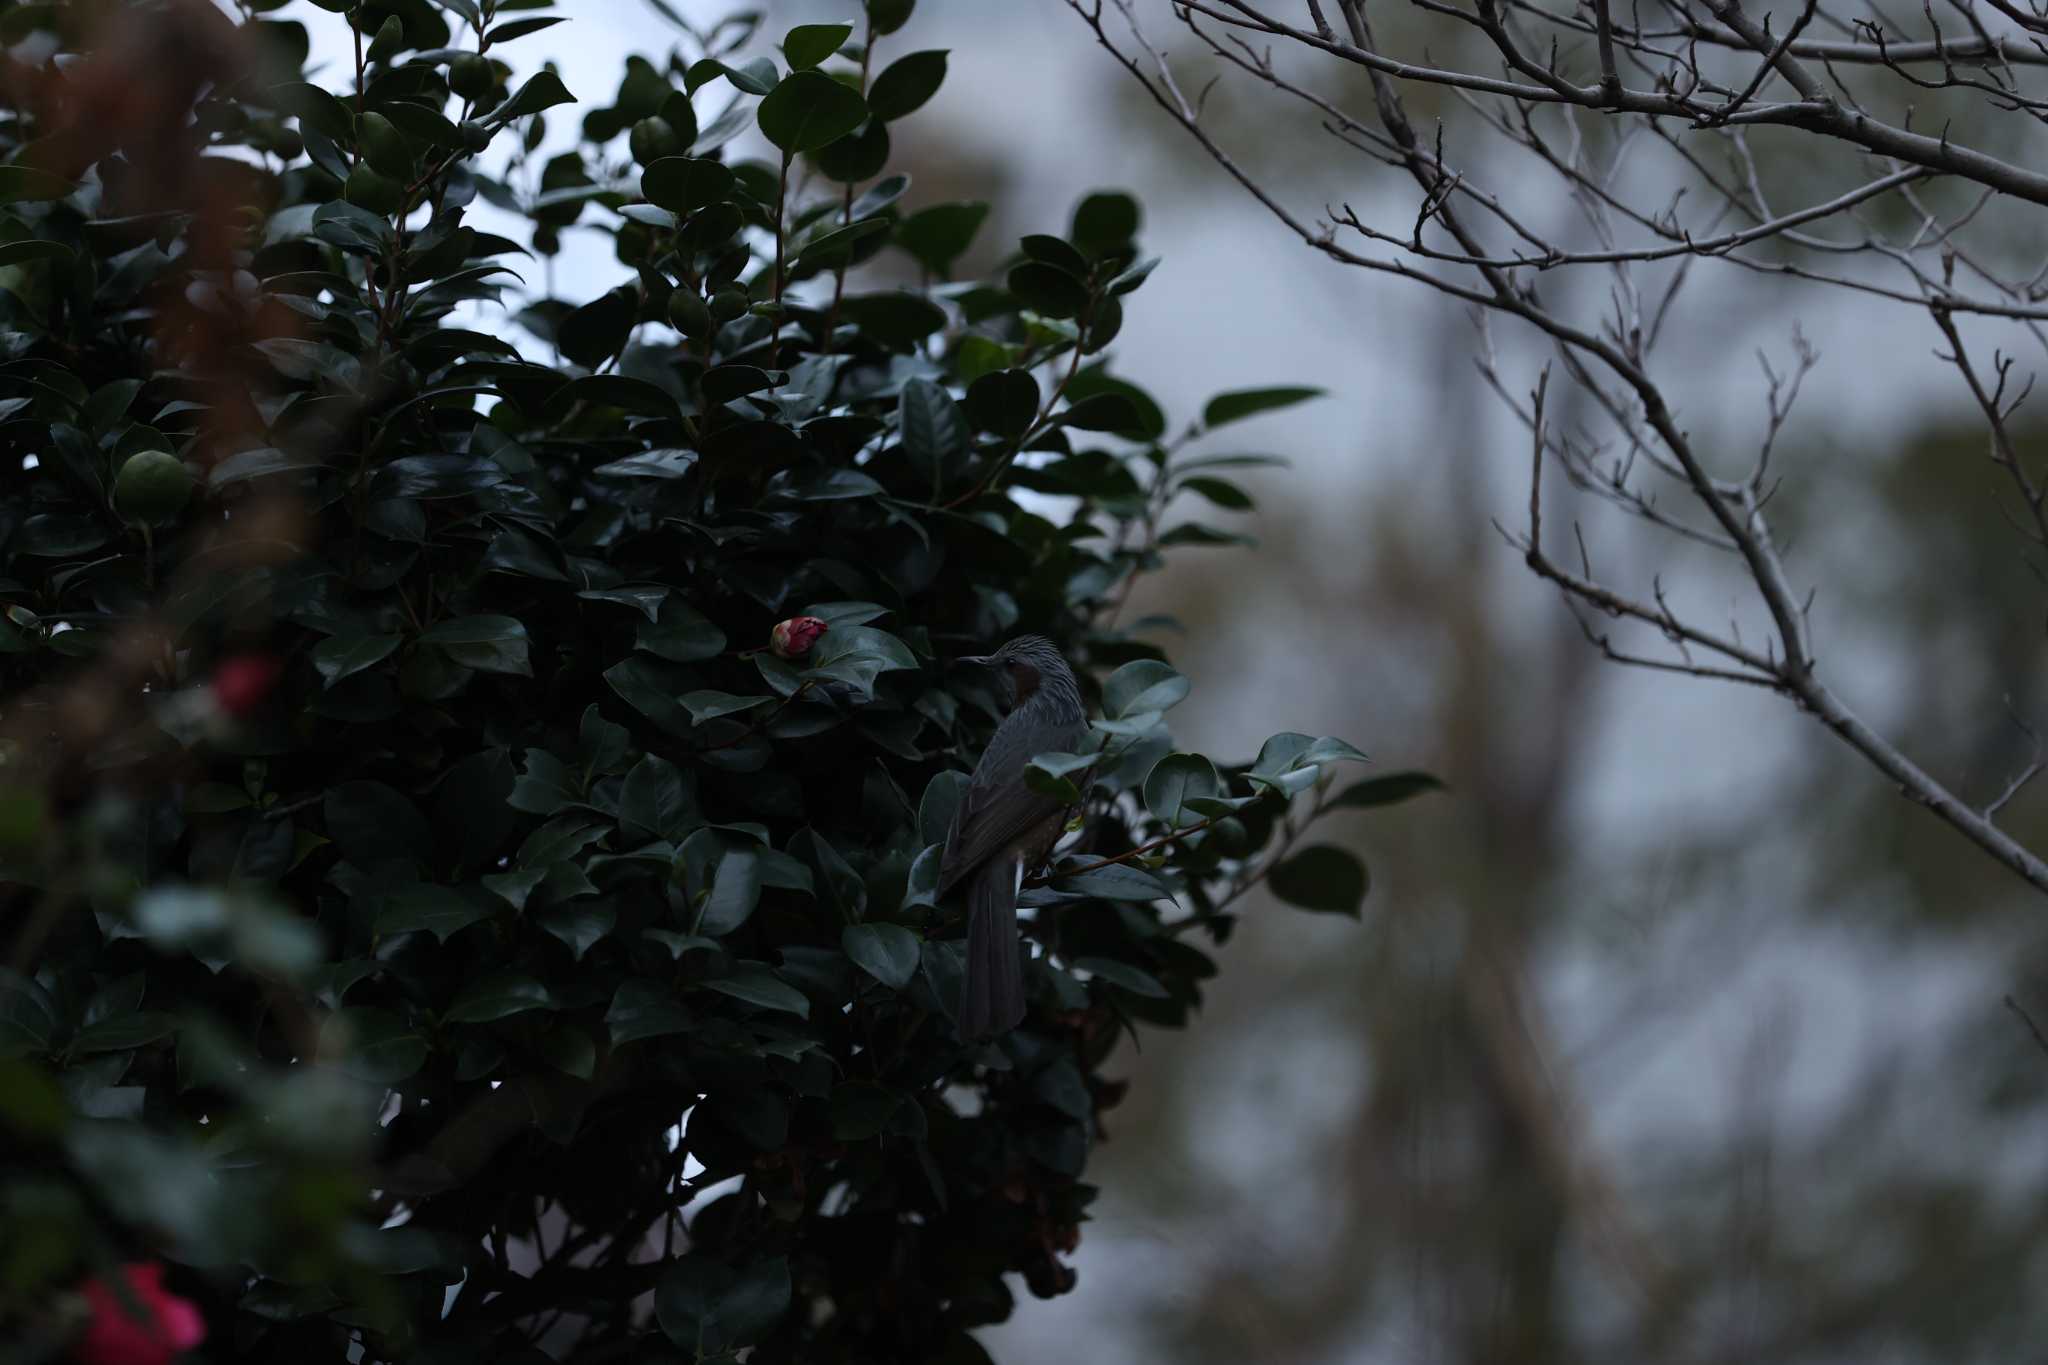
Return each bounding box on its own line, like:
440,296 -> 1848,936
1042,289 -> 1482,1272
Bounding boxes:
1070,0 -> 2048,899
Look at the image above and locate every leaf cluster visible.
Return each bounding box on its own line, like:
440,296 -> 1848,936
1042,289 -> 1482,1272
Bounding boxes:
0,2 -> 1430,1361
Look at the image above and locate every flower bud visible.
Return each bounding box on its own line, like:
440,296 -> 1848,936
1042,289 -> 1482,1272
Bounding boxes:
212,653 -> 282,717
74,1262 -> 206,1365
770,616 -> 827,659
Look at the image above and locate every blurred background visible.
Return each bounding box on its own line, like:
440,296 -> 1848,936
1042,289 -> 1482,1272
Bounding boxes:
282,0 -> 2048,1358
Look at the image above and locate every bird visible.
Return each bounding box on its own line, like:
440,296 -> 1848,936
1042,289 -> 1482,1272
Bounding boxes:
937,634 -> 1086,1038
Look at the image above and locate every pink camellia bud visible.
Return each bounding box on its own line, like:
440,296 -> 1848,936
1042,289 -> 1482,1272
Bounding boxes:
770,616 -> 827,660
73,1263 -> 206,1365
210,653 -> 281,717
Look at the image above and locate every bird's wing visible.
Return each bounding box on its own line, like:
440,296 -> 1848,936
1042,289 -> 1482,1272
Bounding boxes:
937,713 -> 1082,896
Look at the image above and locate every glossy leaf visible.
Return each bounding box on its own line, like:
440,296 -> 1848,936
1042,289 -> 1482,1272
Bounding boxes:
843,922 -> 920,989
757,71 -> 869,154
866,49 -> 947,120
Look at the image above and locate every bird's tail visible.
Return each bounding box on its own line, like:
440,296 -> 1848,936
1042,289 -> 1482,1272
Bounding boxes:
960,855 -> 1025,1038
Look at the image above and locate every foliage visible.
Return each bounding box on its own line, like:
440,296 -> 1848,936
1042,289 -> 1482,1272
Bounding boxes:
0,1 -> 1424,1360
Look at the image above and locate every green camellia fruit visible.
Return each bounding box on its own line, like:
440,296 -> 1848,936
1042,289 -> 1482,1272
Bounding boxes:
629,116 -> 682,167
448,53 -> 494,100
113,451 -> 193,526
708,287 -> 748,323
357,112 -> 412,179
668,285 -> 713,339
344,162 -> 405,216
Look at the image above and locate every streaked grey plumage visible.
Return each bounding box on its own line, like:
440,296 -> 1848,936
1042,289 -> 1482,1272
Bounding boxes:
937,635 -> 1085,1038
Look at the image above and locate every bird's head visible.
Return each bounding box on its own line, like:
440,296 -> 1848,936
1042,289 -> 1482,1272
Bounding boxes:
959,634 -> 1074,712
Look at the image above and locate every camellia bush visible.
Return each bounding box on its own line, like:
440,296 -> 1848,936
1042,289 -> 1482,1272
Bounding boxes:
0,1 -> 1428,1360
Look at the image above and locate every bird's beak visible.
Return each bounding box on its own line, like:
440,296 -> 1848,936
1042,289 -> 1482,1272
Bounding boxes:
957,654 -> 995,667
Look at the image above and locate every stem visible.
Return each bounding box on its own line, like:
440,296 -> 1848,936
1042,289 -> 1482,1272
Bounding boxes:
822,21 -> 876,355
938,307 -> 1094,510
769,150 -> 790,369
704,680 -> 815,751
352,18 -> 366,144
1033,813 -> 1218,885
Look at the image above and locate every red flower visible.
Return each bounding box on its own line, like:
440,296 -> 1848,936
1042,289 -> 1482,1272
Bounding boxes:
73,1263 -> 206,1365
210,653 -> 281,717
770,616 -> 827,660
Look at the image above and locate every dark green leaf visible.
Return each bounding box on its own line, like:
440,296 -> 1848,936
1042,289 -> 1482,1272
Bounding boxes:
657,1254 -> 792,1355
444,973 -> 553,1023
313,633 -> 400,686
1143,752 -> 1221,827
802,626 -> 918,699
919,771 -> 970,848
842,922 -> 919,989
811,117 -> 889,182
831,1080 -> 911,1138
783,22 -> 851,69
681,691 -> 774,723
898,201 -> 987,272
898,377 -> 967,479
269,82 -> 354,141
638,601 -> 726,662
1052,862 -> 1172,901
1007,260 -> 1089,319
376,886 -> 492,943
641,156 -> 734,213
1071,191 -> 1140,258
1179,475 -> 1254,510
538,902 -> 616,960
605,658 -> 696,736
866,0 -> 915,35
324,1009 -> 427,1084
324,781 -> 431,867
1102,659 -> 1190,718
578,584 -> 669,622
621,755 -> 692,841
1202,385 -> 1325,429
534,1026 -> 597,1079
757,70 -> 869,154
1072,956 -> 1169,998
700,965 -> 809,1017
69,1013 -> 177,1055
491,70 -> 575,123
866,49 -> 947,121
594,448 -> 698,480
1058,393 -> 1146,437
719,57 -> 781,96
791,216 -> 889,271
556,286 -> 638,369
1109,255 -> 1160,295
964,369 -> 1039,438
606,979 -> 693,1045
1330,771 -> 1446,809
698,849 -> 762,936
421,616 -> 531,676
1267,844 -> 1369,916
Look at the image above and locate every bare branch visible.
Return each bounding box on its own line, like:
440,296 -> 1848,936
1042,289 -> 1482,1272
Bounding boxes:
1067,0 -> 2048,900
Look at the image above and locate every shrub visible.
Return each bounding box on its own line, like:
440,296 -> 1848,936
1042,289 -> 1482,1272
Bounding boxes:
0,2 -> 1411,1359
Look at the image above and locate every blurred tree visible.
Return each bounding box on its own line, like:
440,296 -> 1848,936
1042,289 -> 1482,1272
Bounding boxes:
1021,3 -> 2048,1362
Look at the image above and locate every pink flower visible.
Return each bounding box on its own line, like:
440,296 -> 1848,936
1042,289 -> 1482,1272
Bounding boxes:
770,616 -> 828,659
210,653 -> 281,717
73,1263 -> 206,1365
